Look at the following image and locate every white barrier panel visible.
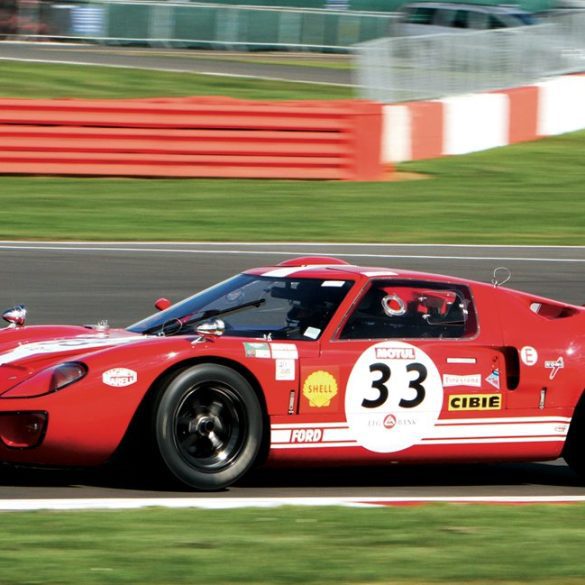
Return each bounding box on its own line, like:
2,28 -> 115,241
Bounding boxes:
379,73 -> 585,164
537,75 -> 585,137
382,104 -> 411,164
442,93 -> 508,156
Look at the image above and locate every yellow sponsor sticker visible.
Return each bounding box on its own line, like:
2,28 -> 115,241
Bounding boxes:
448,394 -> 502,411
303,370 -> 338,408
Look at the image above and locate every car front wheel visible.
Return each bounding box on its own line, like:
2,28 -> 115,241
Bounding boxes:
154,364 -> 263,490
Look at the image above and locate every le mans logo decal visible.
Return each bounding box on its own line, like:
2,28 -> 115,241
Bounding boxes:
303,371 -> 338,408
102,368 -> 138,388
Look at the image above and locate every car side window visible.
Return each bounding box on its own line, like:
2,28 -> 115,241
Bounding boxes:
488,15 -> 506,29
339,280 -> 477,340
468,11 -> 488,29
435,8 -> 455,26
452,9 -> 469,28
406,6 -> 436,24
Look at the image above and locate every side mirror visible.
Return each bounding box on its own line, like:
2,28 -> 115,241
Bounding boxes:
155,298 -> 172,311
2,305 -> 27,328
195,319 -> 225,339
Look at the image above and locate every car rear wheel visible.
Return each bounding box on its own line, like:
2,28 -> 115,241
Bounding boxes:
154,364 -> 263,490
563,393 -> 585,480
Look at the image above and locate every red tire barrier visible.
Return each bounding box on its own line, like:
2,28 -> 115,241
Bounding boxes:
0,97 -> 384,181
408,101 -> 444,161
501,86 -> 539,145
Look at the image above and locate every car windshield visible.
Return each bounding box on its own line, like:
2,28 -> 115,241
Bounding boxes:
128,274 -> 354,340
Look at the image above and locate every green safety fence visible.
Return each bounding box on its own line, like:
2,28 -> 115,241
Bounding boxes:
154,0 -> 554,14
41,0 -> 555,50
51,1 -> 397,50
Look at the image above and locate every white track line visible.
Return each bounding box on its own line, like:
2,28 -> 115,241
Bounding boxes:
0,245 -> 583,263
0,241 -> 584,248
1,495 -> 584,511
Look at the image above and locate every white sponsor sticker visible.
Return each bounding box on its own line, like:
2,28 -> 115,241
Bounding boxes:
446,357 -> 477,365
520,346 -> 539,366
276,359 -> 296,381
303,327 -> 321,340
545,357 -> 564,380
270,343 -> 299,360
375,347 -> 415,360
321,280 -> 346,288
243,342 -> 271,359
345,341 -> 443,453
102,368 -> 138,387
442,374 -> 482,388
485,369 -> 501,389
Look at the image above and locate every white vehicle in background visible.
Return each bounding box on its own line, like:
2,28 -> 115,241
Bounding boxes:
398,2 -> 538,34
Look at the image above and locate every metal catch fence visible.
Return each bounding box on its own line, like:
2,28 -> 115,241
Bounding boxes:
355,11 -> 585,102
5,1 -> 585,100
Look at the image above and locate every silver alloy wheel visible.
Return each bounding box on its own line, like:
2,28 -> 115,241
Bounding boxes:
173,384 -> 247,472
155,364 -> 264,490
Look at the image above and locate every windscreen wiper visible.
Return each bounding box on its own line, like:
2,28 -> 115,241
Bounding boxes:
158,298 -> 266,336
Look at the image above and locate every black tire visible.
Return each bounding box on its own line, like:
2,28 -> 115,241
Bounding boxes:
154,364 -> 263,491
563,391 -> 585,480
564,410 -> 585,479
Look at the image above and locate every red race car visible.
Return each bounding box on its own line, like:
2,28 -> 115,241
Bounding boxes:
0,256 -> 583,490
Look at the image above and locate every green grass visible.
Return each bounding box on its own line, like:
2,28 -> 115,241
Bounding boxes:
1,59 -> 584,244
0,61 -> 352,100
148,52 -> 353,70
0,505 -> 584,584
1,130 -> 584,243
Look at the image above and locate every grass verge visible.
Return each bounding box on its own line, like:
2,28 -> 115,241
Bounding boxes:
1,505 -> 584,584
1,130 -> 584,243
0,60 -> 352,100
0,59 -> 584,244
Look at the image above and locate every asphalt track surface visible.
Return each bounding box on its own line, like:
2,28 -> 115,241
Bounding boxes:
0,41 -> 354,86
1,241 -> 584,502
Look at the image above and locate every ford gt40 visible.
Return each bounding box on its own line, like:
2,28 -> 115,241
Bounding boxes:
0,256 -> 584,490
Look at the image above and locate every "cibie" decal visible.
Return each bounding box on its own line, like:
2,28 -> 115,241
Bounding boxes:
448,393 -> 502,411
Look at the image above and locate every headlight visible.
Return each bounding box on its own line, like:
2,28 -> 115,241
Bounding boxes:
1,362 -> 88,399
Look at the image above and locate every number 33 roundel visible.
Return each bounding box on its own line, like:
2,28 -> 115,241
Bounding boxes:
345,341 -> 443,453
